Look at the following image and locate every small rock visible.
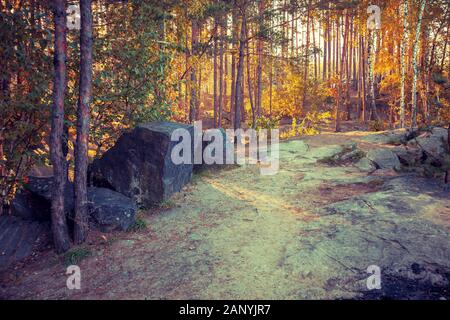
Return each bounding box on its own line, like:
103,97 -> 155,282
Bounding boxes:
355,158 -> 376,172
367,149 -> 401,170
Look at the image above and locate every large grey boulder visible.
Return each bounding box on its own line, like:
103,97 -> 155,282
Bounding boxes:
408,127 -> 448,161
367,149 -> 401,170
194,128 -> 231,172
392,145 -> 422,167
11,191 -> 50,221
90,122 -> 195,207
87,188 -> 137,232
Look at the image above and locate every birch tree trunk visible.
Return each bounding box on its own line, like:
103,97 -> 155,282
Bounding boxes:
367,30 -> 378,120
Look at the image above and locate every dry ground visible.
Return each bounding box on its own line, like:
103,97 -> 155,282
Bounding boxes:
1,130 -> 449,300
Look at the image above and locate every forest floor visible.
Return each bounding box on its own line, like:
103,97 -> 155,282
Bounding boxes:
1,127 -> 450,300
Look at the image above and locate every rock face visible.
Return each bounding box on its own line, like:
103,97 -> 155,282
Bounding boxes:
0,215 -> 49,271
407,127 -> 449,161
11,178 -> 137,233
367,149 -> 401,170
11,177 -> 74,222
194,128 -> 230,172
11,191 -> 50,221
87,188 -> 137,232
90,122 -> 195,207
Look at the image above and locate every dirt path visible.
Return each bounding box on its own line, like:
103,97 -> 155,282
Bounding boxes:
1,131 -> 449,300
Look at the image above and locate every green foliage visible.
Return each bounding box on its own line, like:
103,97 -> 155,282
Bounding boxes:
64,247 -> 92,266
281,112 -> 332,139
368,120 -> 386,132
252,116 -> 280,131
0,5 -> 53,207
129,217 -> 148,233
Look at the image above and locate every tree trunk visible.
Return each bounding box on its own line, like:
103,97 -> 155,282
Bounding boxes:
189,19 -> 199,123
218,19 -> 225,128
301,0 -> 311,112
400,0 -> 409,128
245,20 -> 256,128
367,30 -> 377,120
411,0 -> 426,128
361,35 -> 367,123
213,18 -> 218,128
231,9 -> 238,127
74,0 -> 93,245
256,0 -> 264,118
336,11 -> 349,132
323,11 -> 328,81
50,0 -> 71,254
234,13 -> 246,130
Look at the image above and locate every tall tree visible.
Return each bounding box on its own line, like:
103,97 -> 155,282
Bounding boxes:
234,4 -> 246,130
400,0 -> 409,128
336,10 -> 349,132
74,0 -> 93,244
189,19 -> 199,123
411,0 -> 426,128
218,17 -> 225,127
367,29 -> 377,120
213,16 -> 219,127
50,0 -> 71,253
301,0 -> 312,112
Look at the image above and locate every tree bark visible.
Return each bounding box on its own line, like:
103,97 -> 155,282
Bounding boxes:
367,29 -> 378,120
74,0 -> 93,245
245,20 -> 256,129
400,0 -> 409,128
234,12 -> 246,130
51,0 -> 71,254
301,0 -> 311,112
189,19 -> 199,123
411,0 -> 426,128
213,17 -> 218,128
218,19 -> 225,128
336,11 -> 349,132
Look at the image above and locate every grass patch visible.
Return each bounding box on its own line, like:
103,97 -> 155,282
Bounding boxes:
129,217 -> 148,232
64,247 -> 92,266
159,199 -> 176,209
